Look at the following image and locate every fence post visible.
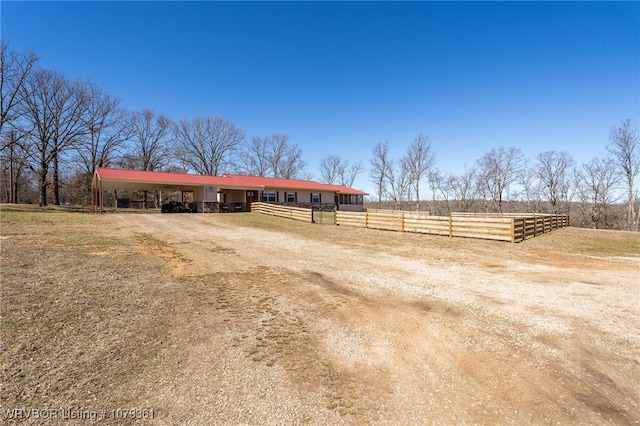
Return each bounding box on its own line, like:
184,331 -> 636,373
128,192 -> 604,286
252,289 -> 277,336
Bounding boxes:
401,212 -> 405,232
365,210 -> 369,229
511,218 -> 515,243
533,213 -> 537,237
448,214 -> 453,238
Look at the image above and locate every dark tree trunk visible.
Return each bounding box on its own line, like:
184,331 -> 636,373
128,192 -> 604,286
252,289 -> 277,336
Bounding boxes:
12,177 -> 19,204
7,131 -> 19,204
53,151 -> 60,205
39,162 -> 48,206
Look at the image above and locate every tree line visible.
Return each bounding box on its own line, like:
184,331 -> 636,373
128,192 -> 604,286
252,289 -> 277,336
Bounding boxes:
365,124 -> 639,231
0,40 -> 312,209
2,40 -> 639,231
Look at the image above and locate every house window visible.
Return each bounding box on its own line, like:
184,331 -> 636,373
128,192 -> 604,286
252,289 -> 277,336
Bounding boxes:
286,192 -> 296,203
338,194 -> 362,205
262,191 -> 276,203
311,193 -> 320,203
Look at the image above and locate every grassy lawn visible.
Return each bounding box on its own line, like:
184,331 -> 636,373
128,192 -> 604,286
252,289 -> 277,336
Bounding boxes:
213,211 -> 640,265
1,205 -> 174,412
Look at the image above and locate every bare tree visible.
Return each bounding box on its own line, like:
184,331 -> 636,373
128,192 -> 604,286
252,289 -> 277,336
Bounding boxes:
404,133 -> 436,211
607,119 -> 640,231
517,166 -> 543,213
477,146 -> 524,213
319,154 -> 343,184
574,155 -> 620,229
342,160 -> 364,188
265,134 -> 288,178
1,130 -> 29,203
370,141 -> 392,208
535,150 -> 575,214
319,155 -> 363,187
1,41 -> 38,204
448,166 -> 479,212
125,109 -> 173,172
236,133 -> 307,179
238,136 -> 271,176
437,173 -> 453,214
75,84 -> 131,177
18,69 -> 89,205
266,133 -> 307,179
122,109 -> 173,208
427,169 -> 445,215
386,157 -> 411,210
277,146 -> 307,179
174,115 -> 245,176
1,39 -> 38,136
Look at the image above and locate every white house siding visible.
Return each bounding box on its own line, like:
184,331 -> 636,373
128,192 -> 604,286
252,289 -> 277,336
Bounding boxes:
194,186 -> 218,202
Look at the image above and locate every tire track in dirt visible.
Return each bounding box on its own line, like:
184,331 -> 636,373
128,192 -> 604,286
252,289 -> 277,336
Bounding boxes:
113,213 -> 640,424
182,269 -> 388,422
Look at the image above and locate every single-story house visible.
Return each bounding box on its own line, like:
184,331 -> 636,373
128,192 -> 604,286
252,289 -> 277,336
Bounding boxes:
91,167 -> 367,213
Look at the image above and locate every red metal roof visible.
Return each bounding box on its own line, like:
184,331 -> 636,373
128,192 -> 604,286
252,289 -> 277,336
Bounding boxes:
94,168 -> 368,195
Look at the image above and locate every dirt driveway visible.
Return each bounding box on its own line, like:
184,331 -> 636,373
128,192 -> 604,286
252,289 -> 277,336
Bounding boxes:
108,212 -> 639,425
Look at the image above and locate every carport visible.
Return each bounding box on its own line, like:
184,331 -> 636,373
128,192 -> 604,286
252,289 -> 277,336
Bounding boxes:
92,167 -> 368,213
91,168 -> 261,213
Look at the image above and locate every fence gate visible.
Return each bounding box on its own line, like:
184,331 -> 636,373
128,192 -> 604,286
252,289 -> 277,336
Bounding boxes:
312,206 -> 336,224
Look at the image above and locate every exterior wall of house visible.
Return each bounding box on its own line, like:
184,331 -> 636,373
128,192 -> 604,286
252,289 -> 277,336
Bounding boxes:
194,186 -> 217,202
192,186 -> 365,212
338,203 -> 365,212
265,190 -> 336,205
220,189 -> 245,204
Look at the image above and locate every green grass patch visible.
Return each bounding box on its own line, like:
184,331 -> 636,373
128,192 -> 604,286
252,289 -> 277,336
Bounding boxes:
573,232 -> 640,257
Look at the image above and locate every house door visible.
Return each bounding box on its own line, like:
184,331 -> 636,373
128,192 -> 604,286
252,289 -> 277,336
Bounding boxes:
246,191 -> 258,211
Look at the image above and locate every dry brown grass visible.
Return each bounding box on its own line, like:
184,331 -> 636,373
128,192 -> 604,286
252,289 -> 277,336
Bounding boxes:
1,205 -> 639,424
1,206 -> 174,414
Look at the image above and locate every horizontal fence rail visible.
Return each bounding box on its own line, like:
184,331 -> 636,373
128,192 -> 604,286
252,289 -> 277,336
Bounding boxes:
336,210 -> 569,243
252,203 -> 569,243
512,214 -> 570,242
251,202 -> 313,223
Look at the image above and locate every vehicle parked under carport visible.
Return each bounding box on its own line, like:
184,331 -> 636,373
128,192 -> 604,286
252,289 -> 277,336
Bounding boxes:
161,201 -> 195,213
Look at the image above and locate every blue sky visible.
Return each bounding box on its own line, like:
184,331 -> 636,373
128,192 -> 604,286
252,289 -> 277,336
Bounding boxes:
2,1 -> 638,195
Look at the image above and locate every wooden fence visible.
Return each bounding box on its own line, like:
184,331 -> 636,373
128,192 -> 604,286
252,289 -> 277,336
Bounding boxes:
336,210 -> 569,243
511,214 -> 570,242
251,203 -> 569,243
251,202 -> 312,223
